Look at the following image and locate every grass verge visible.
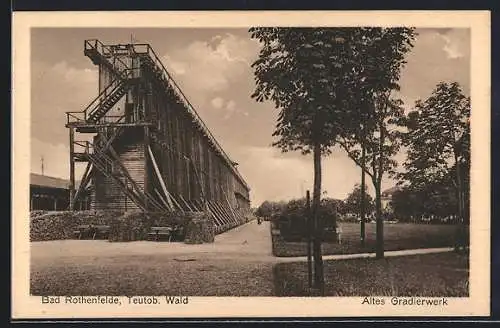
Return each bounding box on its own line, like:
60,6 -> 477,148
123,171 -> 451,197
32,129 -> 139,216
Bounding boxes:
31,254 -> 274,296
273,252 -> 469,297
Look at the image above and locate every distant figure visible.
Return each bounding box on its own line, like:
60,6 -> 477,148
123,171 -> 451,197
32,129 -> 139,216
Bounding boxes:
257,217 -> 262,225
336,224 -> 342,245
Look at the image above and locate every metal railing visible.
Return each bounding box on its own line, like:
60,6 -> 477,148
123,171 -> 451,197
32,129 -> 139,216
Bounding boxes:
84,39 -> 131,74
66,112 -> 86,125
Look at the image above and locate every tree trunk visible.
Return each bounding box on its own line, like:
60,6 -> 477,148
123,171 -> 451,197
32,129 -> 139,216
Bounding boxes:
375,99 -> 386,259
374,182 -> 384,259
360,133 -> 366,247
454,154 -> 465,251
312,142 -> 324,294
306,190 -> 313,288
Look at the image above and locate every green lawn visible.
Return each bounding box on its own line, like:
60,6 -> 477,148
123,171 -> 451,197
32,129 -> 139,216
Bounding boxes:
31,255 -> 274,296
272,222 -> 460,257
273,252 -> 469,297
272,223 -> 456,257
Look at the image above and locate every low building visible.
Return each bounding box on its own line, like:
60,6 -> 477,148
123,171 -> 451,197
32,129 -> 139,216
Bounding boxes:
30,173 -> 90,211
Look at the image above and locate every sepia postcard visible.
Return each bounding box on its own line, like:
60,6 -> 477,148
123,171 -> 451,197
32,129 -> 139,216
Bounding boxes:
12,10 -> 491,319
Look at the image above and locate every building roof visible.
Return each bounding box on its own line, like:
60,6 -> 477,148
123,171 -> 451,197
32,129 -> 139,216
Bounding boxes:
30,173 -> 86,190
30,173 -> 70,189
381,186 -> 400,197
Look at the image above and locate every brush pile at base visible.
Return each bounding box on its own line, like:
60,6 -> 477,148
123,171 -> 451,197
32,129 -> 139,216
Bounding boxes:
30,210 -> 122,241
30,210 -> 219,243
183,212 -> 215,244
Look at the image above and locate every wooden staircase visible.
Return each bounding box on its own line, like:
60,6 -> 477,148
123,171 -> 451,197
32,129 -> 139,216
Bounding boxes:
86,142 -> 165,212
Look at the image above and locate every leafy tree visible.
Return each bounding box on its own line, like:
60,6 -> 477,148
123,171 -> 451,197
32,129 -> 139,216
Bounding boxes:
276,197 -> 339,238
249,27 -> 379,292
337,28 -> 417,258
344,184 -> 374,217
390,187 -> 420,222
255,200 -> 273,218
255,200 -> 287,218
400,82 -> 470,247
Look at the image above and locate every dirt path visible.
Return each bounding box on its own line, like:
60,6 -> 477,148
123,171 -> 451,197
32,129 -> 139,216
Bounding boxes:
31,220 -> 274,263
31,220 -> 454,263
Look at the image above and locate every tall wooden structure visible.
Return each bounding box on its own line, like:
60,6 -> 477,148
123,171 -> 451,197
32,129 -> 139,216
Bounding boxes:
66,40 -> 251,233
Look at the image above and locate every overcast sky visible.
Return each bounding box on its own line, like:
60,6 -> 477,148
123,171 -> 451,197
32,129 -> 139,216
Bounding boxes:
30,27 -> 470,206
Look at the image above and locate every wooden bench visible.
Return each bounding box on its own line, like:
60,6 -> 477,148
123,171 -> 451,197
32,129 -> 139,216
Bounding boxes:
93,225 -> 110,240
148,226 -> 174,242
73,225 -> 91,239
73,224 -> 110,240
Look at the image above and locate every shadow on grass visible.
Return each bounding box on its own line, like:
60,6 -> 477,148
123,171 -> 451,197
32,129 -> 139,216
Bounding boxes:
31,256 -> 275,297
272,252 -> 469,297
272,223 -> 465,257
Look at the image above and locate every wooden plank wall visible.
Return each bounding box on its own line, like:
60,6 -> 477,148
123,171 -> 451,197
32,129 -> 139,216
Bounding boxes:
91,130 -> 145,211
146,71 -> 251,212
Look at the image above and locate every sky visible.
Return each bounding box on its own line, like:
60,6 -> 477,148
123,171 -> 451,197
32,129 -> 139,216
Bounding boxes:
30,27 -> 470,206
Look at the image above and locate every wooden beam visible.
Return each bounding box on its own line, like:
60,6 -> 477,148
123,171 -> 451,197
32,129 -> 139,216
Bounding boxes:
199,200 -> 221,227
69,127 -> 75,210
215,202 -> 234,225
206,201 -> 224,225
148,145 -> 174,210
178,194 -> 193,211
210,202 -> 230,226
144,125 -> 149,211
72,162 -> 93,208
154,189 -> 171,210
190,158 -> 206,200
189,200 -> 200,211
222,188 -> 237,222
168,193 -> 184,212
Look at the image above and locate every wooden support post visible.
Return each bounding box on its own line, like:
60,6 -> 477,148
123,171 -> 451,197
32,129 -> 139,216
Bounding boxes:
216,202 -> 233,225
168,193 -> 184,212
206,201 -> 224,227
144,125 -> 150,211
148,145 -> 174,210
178,194 -> 193,211
69,127 -> 75,210
72,162 -> 93,208
154,189 -> 171,210
189,200 -> 200,212
222,189 -> 238,222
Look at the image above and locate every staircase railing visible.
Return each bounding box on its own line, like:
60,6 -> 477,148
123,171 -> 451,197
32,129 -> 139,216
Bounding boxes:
66,68 -> 137,125
85,141 -> 166,212
84,39 -> 131,74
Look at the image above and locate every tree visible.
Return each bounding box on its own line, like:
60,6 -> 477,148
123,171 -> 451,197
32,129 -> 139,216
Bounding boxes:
390,187 -> 421,222
390,182 -> 457,223
344,184 -> 374,216
400,82 -> 470,248
255,200 -> 273,218
249,27 -> 378,292
255,200 -> 287,219
336,28 -> 416,258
